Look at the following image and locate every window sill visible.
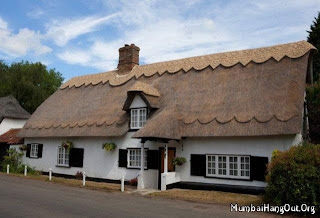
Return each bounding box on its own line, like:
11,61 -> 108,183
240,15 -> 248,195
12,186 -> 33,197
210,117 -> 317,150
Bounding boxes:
55,165 -> 71,168
127,167 -> 148,170
29,156 -> 39,159
205,175 -> 250,181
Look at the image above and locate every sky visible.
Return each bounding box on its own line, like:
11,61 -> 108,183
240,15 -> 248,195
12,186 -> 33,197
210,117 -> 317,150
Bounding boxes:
0,0 -> 319,81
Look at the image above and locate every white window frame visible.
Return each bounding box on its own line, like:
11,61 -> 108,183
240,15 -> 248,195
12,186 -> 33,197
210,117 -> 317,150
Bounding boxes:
57,146 -> 69,167
130,108 -> 147,129
127,148 -> 147,169
30,144 -> 38,158
206,155 -> 250,179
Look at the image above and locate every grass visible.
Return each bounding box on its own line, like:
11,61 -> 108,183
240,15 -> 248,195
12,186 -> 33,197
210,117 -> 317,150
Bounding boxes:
149,188 -> 264,205
0,172 -> 128,192
1,172 -> 263,206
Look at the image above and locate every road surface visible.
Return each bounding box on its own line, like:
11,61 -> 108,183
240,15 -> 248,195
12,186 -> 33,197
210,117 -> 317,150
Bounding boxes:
0,174 -> 277,217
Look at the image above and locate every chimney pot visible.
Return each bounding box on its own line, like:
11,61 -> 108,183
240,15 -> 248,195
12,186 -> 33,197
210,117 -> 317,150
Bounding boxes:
117,44 -> 140,74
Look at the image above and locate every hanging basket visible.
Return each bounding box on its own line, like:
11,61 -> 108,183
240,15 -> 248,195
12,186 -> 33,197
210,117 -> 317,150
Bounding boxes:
61,140 -> 73,151
19,144 -> 28,151
102,142 -> 117,152
172,157 -> 187,166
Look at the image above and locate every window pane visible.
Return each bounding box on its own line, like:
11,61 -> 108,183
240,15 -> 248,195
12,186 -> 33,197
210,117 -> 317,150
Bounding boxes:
218,156 -> 226,175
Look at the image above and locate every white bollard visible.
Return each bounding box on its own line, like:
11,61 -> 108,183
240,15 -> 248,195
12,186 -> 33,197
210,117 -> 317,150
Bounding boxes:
49,168 -> 52,181
24,166 -> 27,176
6,165 -> 9,174
83,171 -> 86,186
121,176 -> 124,192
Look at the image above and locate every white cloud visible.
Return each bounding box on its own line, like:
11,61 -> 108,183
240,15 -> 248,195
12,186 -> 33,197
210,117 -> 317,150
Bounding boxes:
27,7 -> 45,19
57,0 -> 320,72
0,17 -> 51,57
57,41 -> 120,70
0,17 -> 8,29
46,13 -> 120,46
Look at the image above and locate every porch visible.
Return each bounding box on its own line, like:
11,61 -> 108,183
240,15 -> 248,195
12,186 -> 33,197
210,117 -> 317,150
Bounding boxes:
137,139 -> 181,191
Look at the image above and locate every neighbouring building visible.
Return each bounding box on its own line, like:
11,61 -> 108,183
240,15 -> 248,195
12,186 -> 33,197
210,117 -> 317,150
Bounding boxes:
0,95 -> 30,165
18,41 -> 316,193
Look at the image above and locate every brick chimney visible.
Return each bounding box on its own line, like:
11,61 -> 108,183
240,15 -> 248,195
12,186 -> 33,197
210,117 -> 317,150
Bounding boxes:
117,44 -> 140,73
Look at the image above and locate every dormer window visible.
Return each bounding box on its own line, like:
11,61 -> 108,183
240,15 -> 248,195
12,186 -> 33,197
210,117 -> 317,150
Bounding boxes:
131,108 -> 147,129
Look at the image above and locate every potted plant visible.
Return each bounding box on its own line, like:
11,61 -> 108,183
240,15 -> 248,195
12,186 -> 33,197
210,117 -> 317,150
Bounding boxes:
172,157 -> 187,166
19,144 -> 28,151
61,140 -> 73,151
102,142 -> 117,151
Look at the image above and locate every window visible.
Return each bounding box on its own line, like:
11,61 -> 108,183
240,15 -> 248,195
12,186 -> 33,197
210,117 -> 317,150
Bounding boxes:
30,144 -> 38,158
57,147 -> 69,166
229,156 -> 238,176
218,156 -> 227,175
207,155 -> 216,175
206,155 -> 250,179
241,157 -> 250,177
130,108 -> 147,129
127,148 -> 147,168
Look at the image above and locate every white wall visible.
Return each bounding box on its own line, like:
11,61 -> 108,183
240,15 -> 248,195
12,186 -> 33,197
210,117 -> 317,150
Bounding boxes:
0,118 -> 27,135
173,134 -> 302,188
23,133 -> 301,189
129,95 -> 147,108
23,133 -> 160,189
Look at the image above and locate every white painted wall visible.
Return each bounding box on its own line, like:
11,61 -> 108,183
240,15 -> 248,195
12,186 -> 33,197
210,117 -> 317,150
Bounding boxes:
23,133 -> 160,189
129,95 -> 147,108
173,134 -> 302,188
22,133 -> 301,189
0,118 -> 28,135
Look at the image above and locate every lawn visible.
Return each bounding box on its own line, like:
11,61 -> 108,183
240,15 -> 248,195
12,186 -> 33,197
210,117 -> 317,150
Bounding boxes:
0,172 -> 126,192
149,188 -> 264,205
1,172 -> 263,206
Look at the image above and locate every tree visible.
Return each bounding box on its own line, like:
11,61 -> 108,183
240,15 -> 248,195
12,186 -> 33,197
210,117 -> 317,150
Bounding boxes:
306,12 -> 320,144
307,12 -> 320,82
0,61 -> 64,114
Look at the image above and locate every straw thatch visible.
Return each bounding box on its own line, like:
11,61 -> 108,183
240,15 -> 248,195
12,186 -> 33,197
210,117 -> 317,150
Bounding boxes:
0,95 -> 31,122
19,41 -> 316,139
61,41 -> 315,89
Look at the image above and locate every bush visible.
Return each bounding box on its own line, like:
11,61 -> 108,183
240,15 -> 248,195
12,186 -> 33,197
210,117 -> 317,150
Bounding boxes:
265,143 -> 320,212
1,148 -> 23,172
1,148 -> 38,175
130,178 -> 138,186
75,171 -> 83,180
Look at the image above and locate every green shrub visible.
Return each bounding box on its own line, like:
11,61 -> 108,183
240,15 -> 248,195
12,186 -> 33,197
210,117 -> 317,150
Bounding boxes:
265,143 -> 320,212
1,148 -> 23,172
1,148 -> 38,175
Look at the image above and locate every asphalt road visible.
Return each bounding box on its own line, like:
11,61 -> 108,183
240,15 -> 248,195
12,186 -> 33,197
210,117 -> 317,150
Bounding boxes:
0,174 -> 277,218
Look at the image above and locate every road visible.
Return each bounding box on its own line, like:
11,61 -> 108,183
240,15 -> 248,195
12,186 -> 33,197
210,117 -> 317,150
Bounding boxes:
0,174 -> 277,218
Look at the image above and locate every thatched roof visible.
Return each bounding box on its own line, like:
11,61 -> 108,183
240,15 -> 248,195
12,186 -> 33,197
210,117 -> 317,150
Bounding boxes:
19,41 -> 316,139
0,128 -> 24,145
0,95 -> 30,122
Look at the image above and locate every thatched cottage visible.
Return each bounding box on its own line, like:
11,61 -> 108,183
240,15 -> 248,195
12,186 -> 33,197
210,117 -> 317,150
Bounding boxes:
0,95 -> 30,165
19,41 -> 316,193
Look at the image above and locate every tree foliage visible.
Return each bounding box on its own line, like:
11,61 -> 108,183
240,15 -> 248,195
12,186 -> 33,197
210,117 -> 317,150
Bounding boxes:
307,12 -> 320,82
307,12 -> 320,144
265,143 -> 320,213
306,82 -> 320,144
0,60 -> 63,114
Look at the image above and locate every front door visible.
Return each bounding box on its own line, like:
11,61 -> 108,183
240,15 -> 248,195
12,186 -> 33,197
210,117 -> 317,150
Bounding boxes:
158,147 -> 176,189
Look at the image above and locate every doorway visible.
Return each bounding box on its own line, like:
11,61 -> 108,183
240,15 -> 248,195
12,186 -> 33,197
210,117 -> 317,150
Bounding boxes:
158,147 -> 176,189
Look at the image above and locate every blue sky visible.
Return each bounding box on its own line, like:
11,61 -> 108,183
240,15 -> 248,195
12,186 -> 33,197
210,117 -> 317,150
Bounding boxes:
0,0 -> 319,81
